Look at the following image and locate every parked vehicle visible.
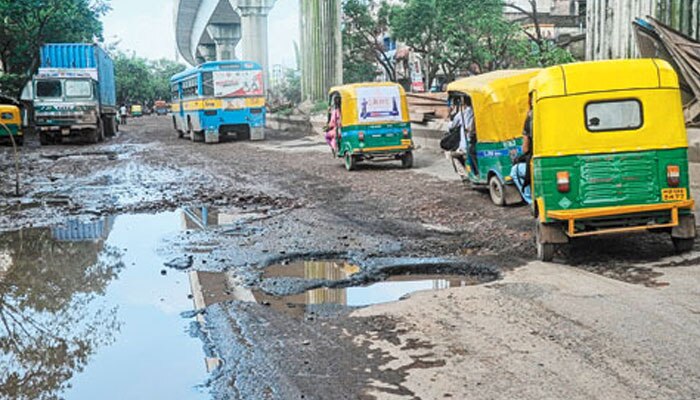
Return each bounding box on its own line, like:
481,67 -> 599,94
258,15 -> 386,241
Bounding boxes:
171,61 -> 266,143
131,105 -> 143,117
530,59 -> 696,260
0,103 -> 23,146
327,82 -> 414,171
154,100 -> 169,116
26,43 -> 117,145
445,69 -> 541,205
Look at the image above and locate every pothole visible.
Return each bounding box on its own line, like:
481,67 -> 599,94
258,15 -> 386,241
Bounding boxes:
190,259 -> 499,317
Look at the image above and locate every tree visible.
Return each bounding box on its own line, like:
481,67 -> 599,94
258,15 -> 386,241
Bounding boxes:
0,0 -> 110,98
342,0 -> 393,83
113,53 -> 186,105
504,0 -> 575,66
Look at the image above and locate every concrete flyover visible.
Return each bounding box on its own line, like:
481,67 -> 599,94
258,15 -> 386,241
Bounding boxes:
174,0 -> 276,77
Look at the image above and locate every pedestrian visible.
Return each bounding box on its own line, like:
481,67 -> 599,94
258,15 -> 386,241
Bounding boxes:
119,104 -> 128,125
325,96 -> 342,155
447,96 -> 476,173
511,92 -> 533,204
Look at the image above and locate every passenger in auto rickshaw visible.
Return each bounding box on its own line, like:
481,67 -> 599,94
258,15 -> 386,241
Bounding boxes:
511,92 -> 533,204
325,95 -> 342,154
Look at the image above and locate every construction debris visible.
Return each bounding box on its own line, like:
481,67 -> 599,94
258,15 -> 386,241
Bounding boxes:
634,16 -> 700,126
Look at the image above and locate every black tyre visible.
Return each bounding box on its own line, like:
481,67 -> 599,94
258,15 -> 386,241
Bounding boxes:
536,222 -> 556,262
401,151 -> 414,169
344,152 -> 357,171
40,132 -> 50,146
672,237 -> 694,253
14,136 -> 23,147
488,175 -> 506,206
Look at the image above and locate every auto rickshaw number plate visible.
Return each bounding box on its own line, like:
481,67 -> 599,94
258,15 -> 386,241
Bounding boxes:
662,188 -> 687,201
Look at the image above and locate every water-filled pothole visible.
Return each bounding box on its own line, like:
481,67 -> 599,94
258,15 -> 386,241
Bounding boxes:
191,259 -> 497,318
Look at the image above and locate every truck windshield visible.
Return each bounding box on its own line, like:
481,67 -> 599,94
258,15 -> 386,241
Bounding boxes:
65,80 -> 93,98
36,80 -> 62,98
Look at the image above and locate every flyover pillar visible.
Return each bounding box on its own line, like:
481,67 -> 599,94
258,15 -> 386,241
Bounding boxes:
197,44 -> 218,62
235,0 -> 276,89
300,0 -> 342,102
206,24 -> 241,60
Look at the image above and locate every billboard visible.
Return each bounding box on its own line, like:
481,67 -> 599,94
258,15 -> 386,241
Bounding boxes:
213,70 -> 264,97
356,86 -> 403,123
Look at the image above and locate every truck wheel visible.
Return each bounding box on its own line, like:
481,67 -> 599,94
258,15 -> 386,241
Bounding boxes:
536,222 -> 556,262
401,151 -> 414,169
672,237 -> 694,253
488,175 -> 506,206
40,132 -> 50,146
344,152 -> 357,171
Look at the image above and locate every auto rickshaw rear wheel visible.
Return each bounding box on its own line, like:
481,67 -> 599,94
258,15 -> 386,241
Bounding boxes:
401,151 -> 413,169
672,237 -> 694,253
536,222 -> 556,262
488,175 -> 506,206
344,152 -> 357,171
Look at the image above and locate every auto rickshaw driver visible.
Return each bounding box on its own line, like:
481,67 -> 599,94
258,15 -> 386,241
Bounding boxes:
511,92 -> 534,204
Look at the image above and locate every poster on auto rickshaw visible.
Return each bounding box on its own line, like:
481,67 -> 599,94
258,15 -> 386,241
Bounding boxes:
213,70 -> 264,97
356,86 -> 403,123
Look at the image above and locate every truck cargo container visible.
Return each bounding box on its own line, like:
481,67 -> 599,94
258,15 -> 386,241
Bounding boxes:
29,43 -> 117,144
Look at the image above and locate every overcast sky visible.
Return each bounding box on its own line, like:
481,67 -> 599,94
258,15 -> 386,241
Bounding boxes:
102,0 -> 300,68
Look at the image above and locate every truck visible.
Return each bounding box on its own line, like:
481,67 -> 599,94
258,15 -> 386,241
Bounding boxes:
27,43 -> 117,144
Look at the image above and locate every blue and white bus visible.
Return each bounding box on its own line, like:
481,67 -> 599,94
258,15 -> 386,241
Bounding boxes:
170,61 -> 266,143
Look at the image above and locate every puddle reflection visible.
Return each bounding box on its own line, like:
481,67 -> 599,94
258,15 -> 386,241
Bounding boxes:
0,215 -> 210,400
189,260 -> 478,319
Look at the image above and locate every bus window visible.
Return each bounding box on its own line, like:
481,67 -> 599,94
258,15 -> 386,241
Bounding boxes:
202,72 -> 214,97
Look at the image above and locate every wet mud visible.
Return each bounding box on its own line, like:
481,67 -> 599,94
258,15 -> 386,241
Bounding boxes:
2,117 -> 695,399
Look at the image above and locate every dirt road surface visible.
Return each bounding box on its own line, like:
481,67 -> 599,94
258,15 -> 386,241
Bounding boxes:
0,116 -> 698,399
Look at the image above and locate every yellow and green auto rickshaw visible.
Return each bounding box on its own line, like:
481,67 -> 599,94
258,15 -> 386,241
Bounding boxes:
446,69 -> 541,205
327,83 -> 413,171
131,104 -> 143,117
530,59 -> 696,260
0,104 -> 23,146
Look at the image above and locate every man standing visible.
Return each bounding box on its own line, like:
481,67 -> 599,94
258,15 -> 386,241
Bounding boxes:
119,104 -> 128,126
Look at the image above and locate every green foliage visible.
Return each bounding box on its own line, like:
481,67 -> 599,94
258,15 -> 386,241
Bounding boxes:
311,100 -> 328,114
113,52 -> 186,105
281,68 -> 301,104
342,0 -> 389,83
0,0 -> 110,98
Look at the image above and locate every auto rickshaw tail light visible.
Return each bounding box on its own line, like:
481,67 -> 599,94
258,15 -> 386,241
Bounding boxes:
557,171 -> 570,193
358,131 -> 365,142
667,165 -> 680,187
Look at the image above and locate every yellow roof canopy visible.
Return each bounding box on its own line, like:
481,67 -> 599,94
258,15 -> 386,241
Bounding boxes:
447,69 -> 541,143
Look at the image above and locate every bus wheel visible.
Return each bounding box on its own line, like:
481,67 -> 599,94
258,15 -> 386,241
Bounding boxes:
401,151 -> 413,169
488,175 -> 506,206
536,222 -> 556,262
344,152 -> 357,171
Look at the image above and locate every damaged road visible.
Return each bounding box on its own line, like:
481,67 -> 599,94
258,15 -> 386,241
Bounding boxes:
1,117 -> 699,399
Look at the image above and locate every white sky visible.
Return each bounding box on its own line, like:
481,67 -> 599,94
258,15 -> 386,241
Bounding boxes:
102,0 -> 300,68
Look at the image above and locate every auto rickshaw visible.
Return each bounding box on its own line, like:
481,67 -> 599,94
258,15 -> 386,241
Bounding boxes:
0,104 -> 23,146
446,69 -> 541,205
529,59 -> 696,261
131,105 -> 143,117
327,83 -> 414,171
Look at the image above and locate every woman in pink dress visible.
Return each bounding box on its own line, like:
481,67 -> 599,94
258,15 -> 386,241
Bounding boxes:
325,97 -> 341,154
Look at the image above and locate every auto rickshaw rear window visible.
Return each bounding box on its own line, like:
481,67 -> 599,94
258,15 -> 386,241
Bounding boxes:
1,112 -> 12,120
585,99 -> 643,132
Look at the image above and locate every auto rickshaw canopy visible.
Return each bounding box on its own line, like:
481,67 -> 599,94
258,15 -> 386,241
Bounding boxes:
329,82 -> 411,126
0,104 -> 21,125
530,59 -> 688,157
447,69 -> 541,143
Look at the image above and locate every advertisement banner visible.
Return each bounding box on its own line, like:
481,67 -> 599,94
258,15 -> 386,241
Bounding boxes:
213,70 -> 264,97
37,68 -> 98,80
356,86 -> 403,123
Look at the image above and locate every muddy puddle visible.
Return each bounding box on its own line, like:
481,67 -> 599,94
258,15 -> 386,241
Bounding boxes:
193,259 -> 486,318
0,212 -> 210,399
